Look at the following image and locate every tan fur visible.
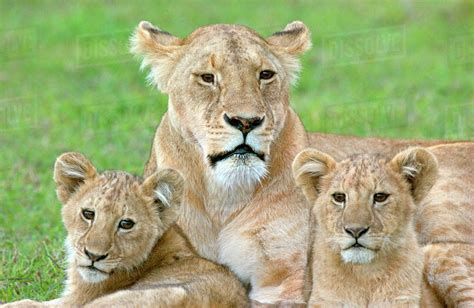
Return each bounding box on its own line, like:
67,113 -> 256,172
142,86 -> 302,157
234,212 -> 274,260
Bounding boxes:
132,21 -> 312,304
5,152 -> 247,307
294,148 -> 438,306
132,20 -> 473,305
417,143 -> 474,308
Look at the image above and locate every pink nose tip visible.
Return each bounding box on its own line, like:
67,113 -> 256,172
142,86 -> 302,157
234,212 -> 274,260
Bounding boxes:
224,114 -> 264,135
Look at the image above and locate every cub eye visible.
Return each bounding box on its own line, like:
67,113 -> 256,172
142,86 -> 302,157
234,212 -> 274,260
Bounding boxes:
119,219 -> 135,230
332,192 -> 346,204
259,70 -> 275,80
82,209 -> 95,220
374,193 -> 389,203
201,73 -> 215,84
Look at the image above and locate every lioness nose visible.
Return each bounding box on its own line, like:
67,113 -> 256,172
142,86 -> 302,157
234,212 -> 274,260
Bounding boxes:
344,226 -> 369,239
224,114 -> 264,135
84,248 -> 108,262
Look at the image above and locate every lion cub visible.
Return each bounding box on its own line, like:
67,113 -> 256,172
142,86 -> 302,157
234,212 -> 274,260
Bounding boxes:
6,152 -> 247,307
293,148 -> 438,307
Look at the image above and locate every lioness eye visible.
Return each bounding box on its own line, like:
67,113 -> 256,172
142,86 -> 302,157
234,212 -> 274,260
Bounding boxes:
374,193 -> 389,203
82,209 -> 95,220
332,193 -> 346,204
259,70 -> 275,80
201,74 -> 215,84
119,219 -> 135,230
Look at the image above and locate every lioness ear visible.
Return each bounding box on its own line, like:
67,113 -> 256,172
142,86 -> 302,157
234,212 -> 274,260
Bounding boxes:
141,168 -> 184,227
267,21 -> 311,55
54,152 -> 97,204
292,149 -> 336,204
266,21 -> 311,84
130,21 -> 183,93
390,147 -> 438,203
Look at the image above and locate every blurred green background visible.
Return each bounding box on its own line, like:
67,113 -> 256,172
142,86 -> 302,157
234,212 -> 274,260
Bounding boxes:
1,0 -> 473,302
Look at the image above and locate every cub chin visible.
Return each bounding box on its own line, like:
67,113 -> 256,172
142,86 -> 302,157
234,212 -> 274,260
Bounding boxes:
4,152 -> 247,307
293,147 -> 438,307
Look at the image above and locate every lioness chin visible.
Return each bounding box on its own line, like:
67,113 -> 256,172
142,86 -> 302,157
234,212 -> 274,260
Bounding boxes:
4,152 -> 247,308
132,20 -> 473,305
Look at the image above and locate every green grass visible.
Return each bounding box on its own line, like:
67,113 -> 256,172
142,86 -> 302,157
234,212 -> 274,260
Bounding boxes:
1,0 -> 473,302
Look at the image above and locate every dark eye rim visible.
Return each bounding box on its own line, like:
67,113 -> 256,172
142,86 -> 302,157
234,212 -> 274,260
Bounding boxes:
200,73 -> 215,84
332,192 -> 346,204
373,192 -> 390,203
82,209 -> 95,220
259,70 -> 276,80
118,219 -> 135,230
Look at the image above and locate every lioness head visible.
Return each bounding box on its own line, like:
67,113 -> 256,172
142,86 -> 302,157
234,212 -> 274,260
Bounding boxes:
131,21 -> 310,189
54,152 -> 184,283
293,148 -> 438,264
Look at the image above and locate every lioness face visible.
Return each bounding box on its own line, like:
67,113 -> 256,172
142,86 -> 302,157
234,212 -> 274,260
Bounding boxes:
132,21 -> 311,189
293,148 -> 438,264
54,153 -> 183,283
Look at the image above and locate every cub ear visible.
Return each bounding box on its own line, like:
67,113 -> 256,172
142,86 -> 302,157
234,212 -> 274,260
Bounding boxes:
389,147 -> 438,203
266,21 -> 311,84
292,149 -> 336,204
141,168 -> 184,227
130,21 -> 183,93
54,152 -> 97,204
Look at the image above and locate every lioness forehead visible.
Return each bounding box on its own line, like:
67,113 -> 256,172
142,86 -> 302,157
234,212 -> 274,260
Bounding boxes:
185,24 -> 265,44
182,24 -> 273,66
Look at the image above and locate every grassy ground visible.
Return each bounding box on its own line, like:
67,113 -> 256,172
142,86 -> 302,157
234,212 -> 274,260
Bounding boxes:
1,0 -> 473,302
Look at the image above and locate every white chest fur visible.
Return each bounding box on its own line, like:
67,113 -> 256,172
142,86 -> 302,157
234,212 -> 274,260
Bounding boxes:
217,225 -> 259,284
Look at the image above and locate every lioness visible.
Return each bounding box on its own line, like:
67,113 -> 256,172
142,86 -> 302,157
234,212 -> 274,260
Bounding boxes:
131,20 -> 473,305
293,147 -> 438,306
4,152 -> 247,307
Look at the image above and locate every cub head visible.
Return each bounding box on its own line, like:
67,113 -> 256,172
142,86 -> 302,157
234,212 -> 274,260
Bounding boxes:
131,21 -> 310,190
293,148 -> 438,264
54,152 -> 184,283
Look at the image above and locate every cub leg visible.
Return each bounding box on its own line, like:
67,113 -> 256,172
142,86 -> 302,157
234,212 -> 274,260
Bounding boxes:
85,287 -> 188,308
423,243 -> 474,307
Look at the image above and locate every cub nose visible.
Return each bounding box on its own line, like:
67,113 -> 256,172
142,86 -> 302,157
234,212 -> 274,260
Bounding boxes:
84,248 -> 108,262
224,114 -> 264,135
344,226 -> 369,239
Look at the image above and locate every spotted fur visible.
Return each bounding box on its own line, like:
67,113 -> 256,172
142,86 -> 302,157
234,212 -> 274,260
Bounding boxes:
132,20 -> 473,306
294,148 -> 438,306
417,143 -> 474,307
4,152 -> 247,307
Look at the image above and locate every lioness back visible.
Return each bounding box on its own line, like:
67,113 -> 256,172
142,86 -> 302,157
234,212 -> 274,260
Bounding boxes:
293,147 -> 439,306
131,18 -> 473,305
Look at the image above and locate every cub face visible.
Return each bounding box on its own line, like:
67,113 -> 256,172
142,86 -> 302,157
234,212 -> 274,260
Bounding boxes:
54,152 -> 183,283
293,148 -> 438,264
130,21 -> 311,190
